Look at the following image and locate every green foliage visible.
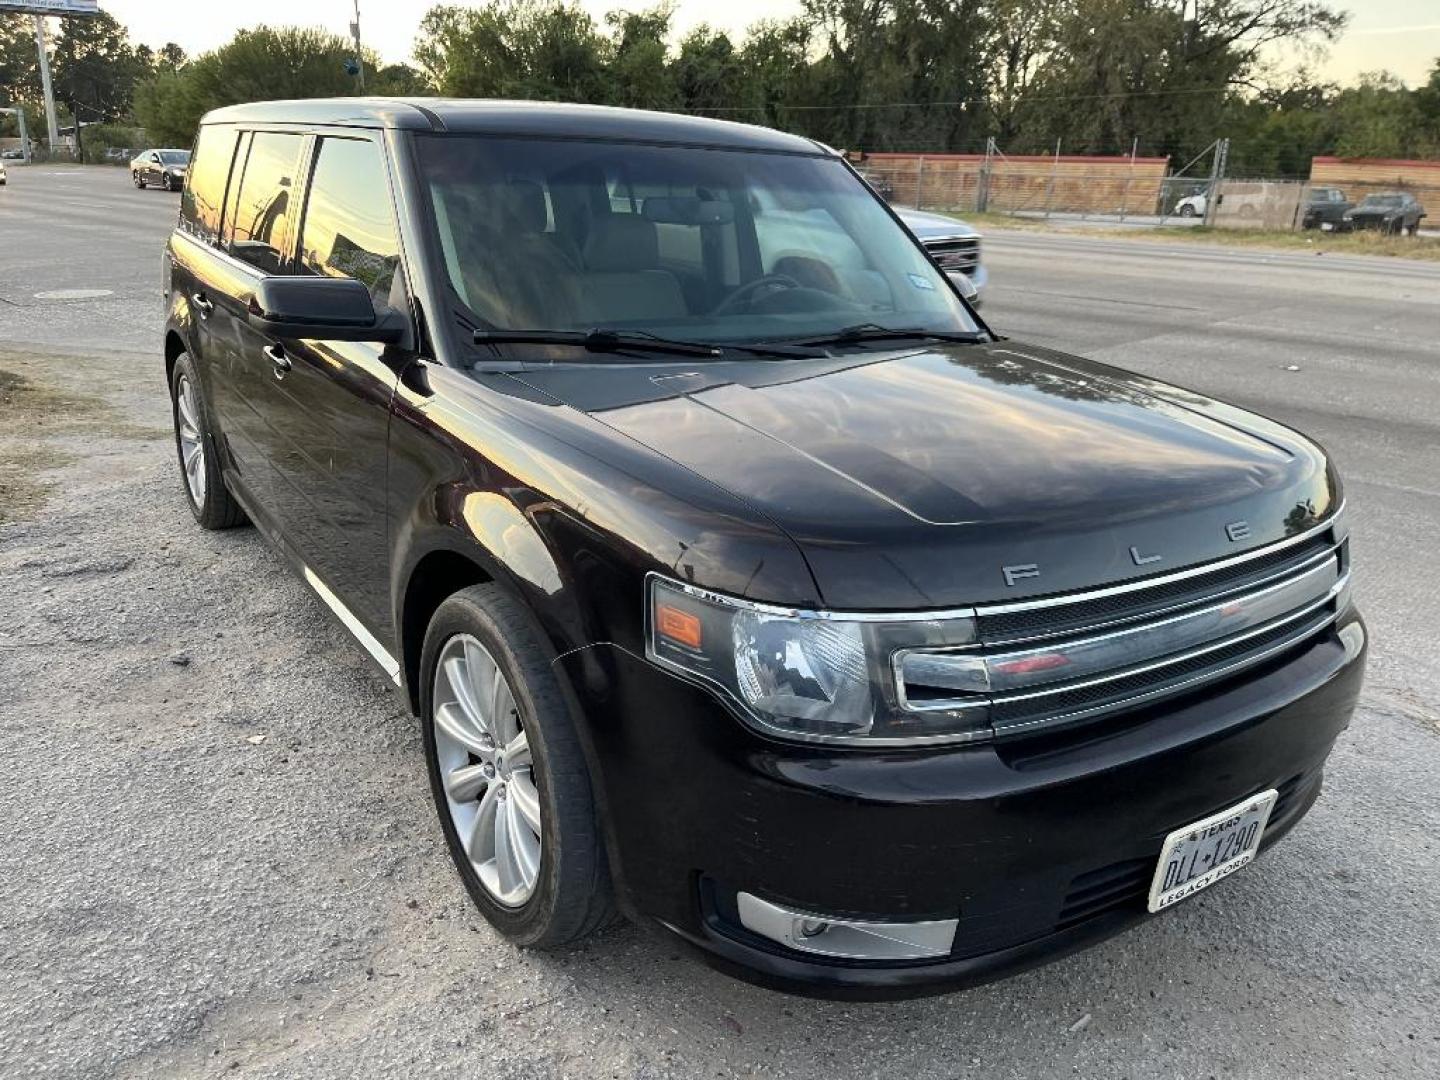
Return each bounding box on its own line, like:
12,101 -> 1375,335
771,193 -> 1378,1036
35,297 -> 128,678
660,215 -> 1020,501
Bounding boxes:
132,26 -> 424,146
1333,72 -> 1427,159
7,1 -> 1439,170
51,11 -> 150,122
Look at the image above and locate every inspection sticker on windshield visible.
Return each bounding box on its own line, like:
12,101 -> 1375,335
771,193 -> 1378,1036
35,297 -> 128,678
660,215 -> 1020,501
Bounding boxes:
907,272 -> 936,291
1147,789 -> 1278,913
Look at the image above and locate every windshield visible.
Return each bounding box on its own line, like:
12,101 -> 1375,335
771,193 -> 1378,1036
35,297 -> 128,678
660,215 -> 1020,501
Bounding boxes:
415,135 -> 978,354
159,151 -> 190,165
1361,195 -> 1402,207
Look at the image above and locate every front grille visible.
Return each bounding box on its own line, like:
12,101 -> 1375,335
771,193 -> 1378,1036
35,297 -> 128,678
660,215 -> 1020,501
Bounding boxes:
978,530 -> 1340,645
923,236 -> 980,276
896,514 -> 1348,739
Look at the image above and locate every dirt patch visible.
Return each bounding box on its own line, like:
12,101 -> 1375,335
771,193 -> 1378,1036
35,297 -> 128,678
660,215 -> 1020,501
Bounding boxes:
0,360 -> 166,523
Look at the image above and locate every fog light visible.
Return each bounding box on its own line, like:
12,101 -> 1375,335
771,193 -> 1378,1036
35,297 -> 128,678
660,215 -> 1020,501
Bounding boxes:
736,892 -> 957,961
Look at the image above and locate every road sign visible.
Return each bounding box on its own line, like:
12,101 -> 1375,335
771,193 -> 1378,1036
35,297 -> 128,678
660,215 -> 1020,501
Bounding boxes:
0,2 -> 100,15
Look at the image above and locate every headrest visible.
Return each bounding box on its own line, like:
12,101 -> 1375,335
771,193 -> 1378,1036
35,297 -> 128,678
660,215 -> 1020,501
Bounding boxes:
583,214 -> 659,272
507,181 -> 548,234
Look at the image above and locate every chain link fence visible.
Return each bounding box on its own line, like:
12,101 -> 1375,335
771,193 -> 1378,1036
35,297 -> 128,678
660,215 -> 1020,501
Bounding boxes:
855,141 -> 1438,234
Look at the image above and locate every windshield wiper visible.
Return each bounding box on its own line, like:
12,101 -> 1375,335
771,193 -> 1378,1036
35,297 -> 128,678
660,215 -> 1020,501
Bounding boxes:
474,329 -> 723,357
472,328 -> 824,360
789,323 -> 989,347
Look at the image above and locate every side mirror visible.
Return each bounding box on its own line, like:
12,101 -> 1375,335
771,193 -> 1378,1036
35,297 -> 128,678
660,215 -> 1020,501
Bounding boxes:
247,276 -> 404,343
950,272 -> 979,305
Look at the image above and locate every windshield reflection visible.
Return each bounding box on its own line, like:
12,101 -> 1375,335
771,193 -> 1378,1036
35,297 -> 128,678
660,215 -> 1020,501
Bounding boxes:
416,135 -> 977,354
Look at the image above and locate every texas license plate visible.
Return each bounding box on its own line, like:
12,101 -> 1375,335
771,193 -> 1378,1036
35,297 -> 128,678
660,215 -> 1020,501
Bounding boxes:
1147,790 -> 1278,913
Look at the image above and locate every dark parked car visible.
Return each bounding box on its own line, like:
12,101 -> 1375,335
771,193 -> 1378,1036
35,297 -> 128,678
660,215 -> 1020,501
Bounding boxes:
163,99 -> 1365,998
131,147 -> 190,190
1344,191 -> 1426,235
1301,186 -> 1352,230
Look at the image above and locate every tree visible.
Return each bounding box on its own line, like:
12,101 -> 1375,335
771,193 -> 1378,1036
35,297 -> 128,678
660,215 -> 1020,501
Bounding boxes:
132,26 -> 421,146
51,11 -> 147,122
158,43 -> 188,74
415,1 -> 609,101
672,26 -> 745,115
0,14 -> 40,106
605,7 -> 678,110
1331,72 -> 1424,159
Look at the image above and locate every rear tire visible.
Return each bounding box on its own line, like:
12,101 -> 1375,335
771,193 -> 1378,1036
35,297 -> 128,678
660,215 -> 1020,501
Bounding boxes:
421,584 -> 615,948
170,352 -> 246,530
1179,204 -> 1197,218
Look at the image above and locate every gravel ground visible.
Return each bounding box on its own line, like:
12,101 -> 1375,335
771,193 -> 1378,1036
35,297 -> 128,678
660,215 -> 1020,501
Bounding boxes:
0,166 -> 1437,1079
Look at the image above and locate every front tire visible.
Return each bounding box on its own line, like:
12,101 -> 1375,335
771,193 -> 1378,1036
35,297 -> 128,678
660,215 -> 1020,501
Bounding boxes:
134,172 -> 146,189
421,584 -> 614,948
161,173 -> 173,191
170,352 -> 246,530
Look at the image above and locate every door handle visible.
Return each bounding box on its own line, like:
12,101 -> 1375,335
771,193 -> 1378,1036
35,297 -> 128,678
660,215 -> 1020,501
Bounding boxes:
191,292 -> 214,318
264,344 -> 292,378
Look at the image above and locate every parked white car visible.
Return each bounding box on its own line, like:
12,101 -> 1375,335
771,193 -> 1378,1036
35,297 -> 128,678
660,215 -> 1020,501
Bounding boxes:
1175,193 -> 1206,217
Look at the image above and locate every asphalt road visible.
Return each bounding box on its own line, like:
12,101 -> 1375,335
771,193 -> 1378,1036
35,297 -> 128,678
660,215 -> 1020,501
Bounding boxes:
1,166 -> 1437,1079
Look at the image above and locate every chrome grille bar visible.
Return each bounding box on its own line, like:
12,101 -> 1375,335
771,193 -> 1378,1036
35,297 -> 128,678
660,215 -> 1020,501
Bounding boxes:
897,554 -> 1341,700
891,510 -> 1351,737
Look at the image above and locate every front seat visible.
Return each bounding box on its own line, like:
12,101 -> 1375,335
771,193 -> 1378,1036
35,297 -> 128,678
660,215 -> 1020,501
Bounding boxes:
576,215 -> 688,325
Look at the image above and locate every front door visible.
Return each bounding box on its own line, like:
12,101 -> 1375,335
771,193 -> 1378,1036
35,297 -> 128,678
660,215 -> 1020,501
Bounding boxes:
247,133 -> 410,638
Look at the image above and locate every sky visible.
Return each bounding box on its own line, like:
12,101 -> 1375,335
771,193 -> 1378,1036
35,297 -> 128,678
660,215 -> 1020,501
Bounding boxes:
87,0 -> 1440,88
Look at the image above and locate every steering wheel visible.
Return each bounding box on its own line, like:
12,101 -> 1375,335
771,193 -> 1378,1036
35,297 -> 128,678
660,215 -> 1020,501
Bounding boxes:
712,274 -> 802,316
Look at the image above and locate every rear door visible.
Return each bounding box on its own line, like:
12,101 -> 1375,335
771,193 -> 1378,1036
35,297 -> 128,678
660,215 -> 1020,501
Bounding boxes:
208,129 -> 309,529
167,123 -> 266,502
248,131 -> 410,636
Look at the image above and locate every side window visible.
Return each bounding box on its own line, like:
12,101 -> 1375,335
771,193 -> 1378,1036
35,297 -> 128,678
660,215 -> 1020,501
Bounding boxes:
178,125 -> 238,245
221,132 -> 253,247
228,131 -> 304,274
298,137 -> 402,307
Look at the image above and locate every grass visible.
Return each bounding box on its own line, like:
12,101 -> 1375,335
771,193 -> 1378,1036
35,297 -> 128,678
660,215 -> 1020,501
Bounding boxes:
0,362 -> 162,523
1143,225 -> 1440,261
938,209 -> 1440,261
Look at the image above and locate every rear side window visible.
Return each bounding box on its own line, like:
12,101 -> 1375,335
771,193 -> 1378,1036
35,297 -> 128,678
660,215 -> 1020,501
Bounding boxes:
179,125 -> 238,245
298,137 -> 402,308
228,131 -> 305,274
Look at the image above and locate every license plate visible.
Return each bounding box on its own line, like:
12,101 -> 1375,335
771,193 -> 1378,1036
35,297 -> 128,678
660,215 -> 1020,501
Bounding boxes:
1147,790 -> 1278,913
1321,222 -> 1335,232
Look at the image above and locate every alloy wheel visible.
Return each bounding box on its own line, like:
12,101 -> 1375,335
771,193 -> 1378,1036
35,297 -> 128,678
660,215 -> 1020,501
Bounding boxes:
431,633 -> 543,907
175,374 -> 206,506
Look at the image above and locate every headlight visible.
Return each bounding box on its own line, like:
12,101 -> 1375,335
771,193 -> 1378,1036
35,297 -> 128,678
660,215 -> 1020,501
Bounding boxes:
646,575 -> 985,745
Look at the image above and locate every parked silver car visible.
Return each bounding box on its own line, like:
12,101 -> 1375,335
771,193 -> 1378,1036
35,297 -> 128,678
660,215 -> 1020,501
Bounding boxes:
894,207 -> 987,304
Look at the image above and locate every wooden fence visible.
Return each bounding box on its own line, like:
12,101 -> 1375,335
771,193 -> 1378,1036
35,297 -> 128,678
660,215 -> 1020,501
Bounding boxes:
1309,157 -> 1440,204
861,152 -> 1171,215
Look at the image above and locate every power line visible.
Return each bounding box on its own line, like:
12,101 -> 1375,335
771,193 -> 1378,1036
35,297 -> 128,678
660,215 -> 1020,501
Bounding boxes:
689,83 -> 1250,115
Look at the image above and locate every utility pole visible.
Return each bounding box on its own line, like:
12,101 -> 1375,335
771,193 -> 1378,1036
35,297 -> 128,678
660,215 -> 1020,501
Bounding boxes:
1203,137 -> 1229,227
349,1 -> 366,94
977,135 -> 994,214
34,14 -> 60,148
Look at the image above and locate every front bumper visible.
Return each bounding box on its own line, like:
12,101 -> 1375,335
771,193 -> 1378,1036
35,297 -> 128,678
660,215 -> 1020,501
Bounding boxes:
561,607 -> 1365,998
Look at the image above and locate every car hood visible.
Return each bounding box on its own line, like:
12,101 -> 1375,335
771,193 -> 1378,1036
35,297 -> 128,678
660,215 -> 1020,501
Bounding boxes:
509,342 -> 1336,608
896,208 -> 979,239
